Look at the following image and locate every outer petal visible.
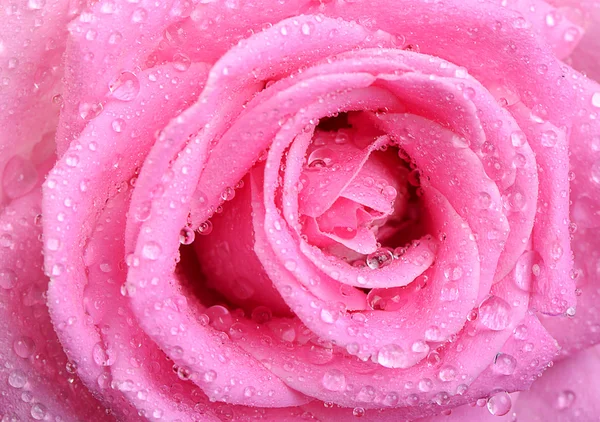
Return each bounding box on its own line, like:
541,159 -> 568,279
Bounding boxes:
0,190 -> 107,421
511,345 -> 600,421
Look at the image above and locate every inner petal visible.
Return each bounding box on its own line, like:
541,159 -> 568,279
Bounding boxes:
298,122 -> 411,260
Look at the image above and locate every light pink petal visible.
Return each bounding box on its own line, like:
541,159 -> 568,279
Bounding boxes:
511,345 -> 600,421
43,63 -> 209,416
546,0 -> 600,81
0,190 -> 107,421
538,68 -> 600,354
56,0 -> 188,155
0,0 -> 69,201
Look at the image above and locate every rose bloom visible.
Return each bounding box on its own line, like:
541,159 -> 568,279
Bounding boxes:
1,0 -> 600,421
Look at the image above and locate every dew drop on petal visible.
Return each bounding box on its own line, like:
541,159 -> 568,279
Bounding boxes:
322,369 -> 346,391
555,390 -> 576,410
479,295 -> 511,331
142,241 -> 162,260
109,71 -> 140,101
30,403 -> 46,420
492,353 -> 517,375
13,336 -> 35,359
487,391 -> 511,416
8,370 -> 27,388
377,344 -> 409,368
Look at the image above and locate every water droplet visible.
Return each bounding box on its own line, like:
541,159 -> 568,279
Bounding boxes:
131,7 -> 148,23
366,248 -> 394,269
8,370 -> 27,388
444,264 -> 463,281
322,369 -> 346,391
173,53 -> 191,72
0,268 -> 17,289
487,391 -> 512,416
109,71 -> 140,102
142,241 -> 162,260
438,365 -> 457,382
27,0 -> 45,10
244,386 -> 256,397
356,385 -> 376,402
301,21 -> 314,35
540,130 -> 558,148
493,353 -> 517,375
203,370 -> 217,383
307,147 -> 334,169
251,306 -> 272,324
510,131 -> 527,147
320,306 -> 339,324
177,366 -> 192,381
13,337 -> 35,358
352,407 -> 365,417
2,155 -> 37,199
93,342 -> 115,366
197,220 -> 213,235
220,187 -> 235,201
111,118 -> 126,133
592,92 -> 600,108
30,403 -> 46,420
78,102 -> 103,120
179,226 -> 195,245
206,305 -> 233,332
418,378 -> 433,392
479,296 -> 511,331
377,344 -> 409,368
555,390 -> 576,410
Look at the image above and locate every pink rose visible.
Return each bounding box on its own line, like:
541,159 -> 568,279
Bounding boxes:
1,0 -> 599,420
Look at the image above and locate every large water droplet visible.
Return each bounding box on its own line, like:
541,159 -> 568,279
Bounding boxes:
479,296 -> 511,331
8,370 -> 27,388
30,403 -> 47,420
377,344 -> 409,368
322,369 -> 346,391
492,353 -> 517,375
109,71 -> 140,101
13,336 -> 35,359
206,305 -> 233,332
366,248 -> 394,269
487,391 -> 512,416
142,241 -> 162,260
